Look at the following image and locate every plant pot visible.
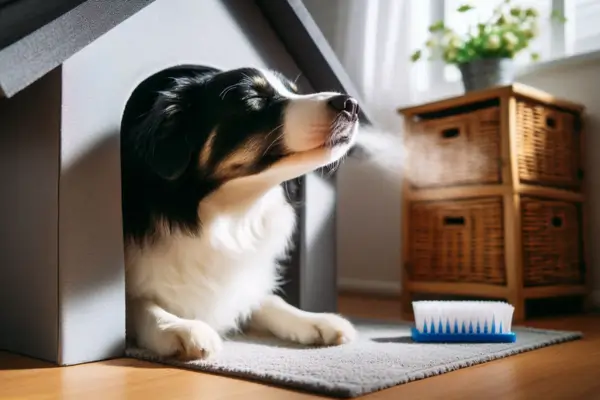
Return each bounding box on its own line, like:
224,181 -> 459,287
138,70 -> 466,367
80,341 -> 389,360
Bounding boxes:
458,58 -> 515,92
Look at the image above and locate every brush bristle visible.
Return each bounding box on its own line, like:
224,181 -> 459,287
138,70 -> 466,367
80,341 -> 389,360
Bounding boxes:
412,301 -> 515,334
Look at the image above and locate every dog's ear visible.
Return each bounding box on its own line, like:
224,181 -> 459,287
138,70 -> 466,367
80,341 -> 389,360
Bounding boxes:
132,90 -> 194,181
122,67 -> 222,181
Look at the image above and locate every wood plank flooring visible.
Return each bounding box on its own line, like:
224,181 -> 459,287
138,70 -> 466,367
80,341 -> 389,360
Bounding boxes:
1,295 -> 598,400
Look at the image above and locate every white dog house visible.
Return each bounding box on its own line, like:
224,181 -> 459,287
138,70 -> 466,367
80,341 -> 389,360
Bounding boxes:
0,0 -> 369,366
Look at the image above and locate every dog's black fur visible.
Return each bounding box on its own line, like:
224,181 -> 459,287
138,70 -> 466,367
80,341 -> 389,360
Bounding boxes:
120,65 -> 326,244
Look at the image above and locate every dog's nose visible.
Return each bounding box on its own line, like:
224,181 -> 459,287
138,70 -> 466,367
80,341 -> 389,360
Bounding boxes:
328,94 -> 359,117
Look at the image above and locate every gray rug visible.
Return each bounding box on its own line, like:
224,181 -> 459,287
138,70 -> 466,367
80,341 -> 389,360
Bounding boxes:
125,318 -> 582,398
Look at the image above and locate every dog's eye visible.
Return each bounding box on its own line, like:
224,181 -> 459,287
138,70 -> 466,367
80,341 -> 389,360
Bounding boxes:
251,84 -> 275,98
244,90 -> 274,110
246,94 -> 269,100
247,89 -> 273,100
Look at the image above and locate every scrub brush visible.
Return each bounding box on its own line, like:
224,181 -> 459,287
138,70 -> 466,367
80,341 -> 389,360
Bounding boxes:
411,300 -> 517,343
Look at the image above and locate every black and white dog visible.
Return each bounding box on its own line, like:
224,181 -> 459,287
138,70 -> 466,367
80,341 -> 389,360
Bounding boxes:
121,65 -> 360,360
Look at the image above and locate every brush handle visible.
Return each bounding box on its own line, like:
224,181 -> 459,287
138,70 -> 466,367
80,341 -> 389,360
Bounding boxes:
411,328 -> 517,343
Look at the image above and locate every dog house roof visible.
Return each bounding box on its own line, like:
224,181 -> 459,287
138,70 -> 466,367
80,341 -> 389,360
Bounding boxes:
0,0 -> 371,123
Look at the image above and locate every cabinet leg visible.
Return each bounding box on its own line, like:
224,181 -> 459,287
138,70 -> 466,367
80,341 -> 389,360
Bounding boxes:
401,289 -> 413,321
510,296 -> 526,323
582,294 -> 594,313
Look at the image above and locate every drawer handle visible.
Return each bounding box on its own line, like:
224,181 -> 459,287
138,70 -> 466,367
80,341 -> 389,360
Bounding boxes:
551,216 -> 563,228
441,127 -> 461,139
546,116 -> 557,129
443,216 -> 465,226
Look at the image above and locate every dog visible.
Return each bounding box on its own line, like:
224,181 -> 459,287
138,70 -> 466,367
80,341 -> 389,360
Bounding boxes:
120,65 -> 360,359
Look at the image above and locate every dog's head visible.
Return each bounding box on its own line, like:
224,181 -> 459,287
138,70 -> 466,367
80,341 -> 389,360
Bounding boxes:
122,66 -> 359,188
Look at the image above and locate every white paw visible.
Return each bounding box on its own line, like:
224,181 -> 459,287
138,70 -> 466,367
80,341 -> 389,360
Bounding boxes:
159,319 -> 223,361
288,314 -> 357,346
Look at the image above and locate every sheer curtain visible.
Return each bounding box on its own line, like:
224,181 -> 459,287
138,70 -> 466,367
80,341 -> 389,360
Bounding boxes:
331,0 -> 428,132
303,0 -> 429,292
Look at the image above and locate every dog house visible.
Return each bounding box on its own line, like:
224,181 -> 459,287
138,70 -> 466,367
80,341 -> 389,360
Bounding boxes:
0,0 -> 370,366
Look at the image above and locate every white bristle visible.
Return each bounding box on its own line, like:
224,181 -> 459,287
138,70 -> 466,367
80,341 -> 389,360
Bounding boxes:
412,301 -> 515,334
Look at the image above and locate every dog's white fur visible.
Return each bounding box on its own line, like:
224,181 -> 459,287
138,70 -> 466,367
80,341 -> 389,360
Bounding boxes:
125,69 -> 359,359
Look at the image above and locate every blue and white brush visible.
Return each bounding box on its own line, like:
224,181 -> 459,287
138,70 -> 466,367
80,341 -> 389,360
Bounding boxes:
411,300 -> 517,343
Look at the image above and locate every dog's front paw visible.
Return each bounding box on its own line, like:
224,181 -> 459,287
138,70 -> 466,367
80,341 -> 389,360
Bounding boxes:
289,314 -> 357,346
164,320 -> 223,361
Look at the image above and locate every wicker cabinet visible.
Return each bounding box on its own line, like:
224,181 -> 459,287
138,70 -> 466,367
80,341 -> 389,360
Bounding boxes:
398,84 -> 589,321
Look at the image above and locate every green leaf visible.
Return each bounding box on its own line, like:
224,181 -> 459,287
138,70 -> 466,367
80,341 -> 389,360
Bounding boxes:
457,4 -> 474,12
525,8 -> 538,18
429,20 -> 445,32
410,50 -> 422,62
530,52 -> 540,61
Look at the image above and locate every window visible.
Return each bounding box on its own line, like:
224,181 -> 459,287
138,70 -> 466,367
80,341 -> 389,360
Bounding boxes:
429,0 -> 600,86
573,0 -> 600,54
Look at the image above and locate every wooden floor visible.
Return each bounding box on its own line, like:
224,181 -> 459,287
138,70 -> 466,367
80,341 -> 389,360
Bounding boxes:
1,295 -> 599,400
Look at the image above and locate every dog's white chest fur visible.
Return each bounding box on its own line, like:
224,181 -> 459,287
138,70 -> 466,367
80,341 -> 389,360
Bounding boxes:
125,186 -> 296,334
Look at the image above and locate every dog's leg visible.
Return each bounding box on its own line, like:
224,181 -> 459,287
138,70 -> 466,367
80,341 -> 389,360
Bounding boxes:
129,298 -> 223,360
248,295 -> 357,345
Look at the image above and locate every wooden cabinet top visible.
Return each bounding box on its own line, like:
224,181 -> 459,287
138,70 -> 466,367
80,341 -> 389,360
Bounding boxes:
397,83 -> 585,117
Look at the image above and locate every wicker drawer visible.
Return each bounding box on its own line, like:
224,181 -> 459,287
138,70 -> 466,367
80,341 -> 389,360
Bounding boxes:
521,197 -> 583,286
408,197 -> 506,285
408,107 -> 501,188
516,101 -> 582,190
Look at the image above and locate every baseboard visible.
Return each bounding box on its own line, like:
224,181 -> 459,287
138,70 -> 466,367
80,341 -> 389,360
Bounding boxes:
338,278 -> 401,296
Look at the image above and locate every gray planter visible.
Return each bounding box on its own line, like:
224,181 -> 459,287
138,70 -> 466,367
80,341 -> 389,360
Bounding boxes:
458,58 -> 515,92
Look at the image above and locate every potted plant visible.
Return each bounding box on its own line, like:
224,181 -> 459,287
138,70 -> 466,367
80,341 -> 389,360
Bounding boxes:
410,0 -> 566,92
